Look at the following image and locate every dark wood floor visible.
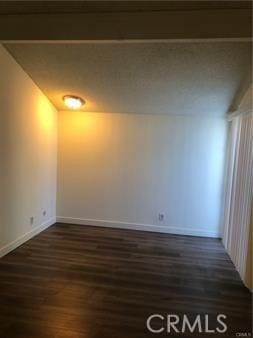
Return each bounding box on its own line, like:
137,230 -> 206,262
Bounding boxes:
0,223 -> 251,338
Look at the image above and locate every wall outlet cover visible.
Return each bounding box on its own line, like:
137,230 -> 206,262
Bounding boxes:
158,213 -> 165,221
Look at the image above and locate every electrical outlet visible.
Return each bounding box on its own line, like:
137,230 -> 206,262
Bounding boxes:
43,210 -> 47,216
158,213 -> 165,221
30,216 -> 34,225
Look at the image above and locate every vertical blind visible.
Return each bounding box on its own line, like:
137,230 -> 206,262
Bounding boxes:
223,111 -> 253,289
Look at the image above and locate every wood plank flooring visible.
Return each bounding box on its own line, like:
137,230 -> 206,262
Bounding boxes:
0,223 -> 252,338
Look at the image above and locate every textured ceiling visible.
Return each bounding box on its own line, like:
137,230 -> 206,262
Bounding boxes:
4,42 -> 252,116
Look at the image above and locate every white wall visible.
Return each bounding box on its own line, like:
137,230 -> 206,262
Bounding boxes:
0,45 -> 58,256
57,111 -> 227,237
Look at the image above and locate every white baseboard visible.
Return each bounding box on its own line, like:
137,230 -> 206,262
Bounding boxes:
57,217 -> 220,238
0,217 -> 56,258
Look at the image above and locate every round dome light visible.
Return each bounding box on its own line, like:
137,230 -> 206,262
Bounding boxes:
63,95 -> 85,109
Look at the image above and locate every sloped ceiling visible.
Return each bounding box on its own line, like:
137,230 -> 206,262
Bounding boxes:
4,42 -> 252,116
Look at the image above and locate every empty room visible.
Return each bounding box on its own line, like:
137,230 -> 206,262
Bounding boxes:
0,1 -> 252,338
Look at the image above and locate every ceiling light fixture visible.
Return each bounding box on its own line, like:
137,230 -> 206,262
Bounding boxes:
63,95 -> 85,110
